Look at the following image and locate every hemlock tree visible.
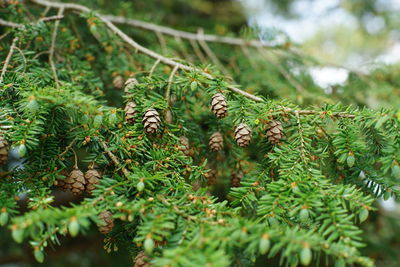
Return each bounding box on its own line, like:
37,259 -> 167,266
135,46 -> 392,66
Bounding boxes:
0,0 -> 400,266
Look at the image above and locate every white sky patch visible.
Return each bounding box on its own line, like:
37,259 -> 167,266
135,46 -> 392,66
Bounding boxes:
309,67 -> 349,90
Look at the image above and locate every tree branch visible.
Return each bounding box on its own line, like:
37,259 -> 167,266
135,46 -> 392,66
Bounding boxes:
0,37 -> 18,85
102,14 -> 278,49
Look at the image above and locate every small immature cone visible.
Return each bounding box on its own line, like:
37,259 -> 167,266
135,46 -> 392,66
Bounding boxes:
0,136 -> 9,165
179,136 -> 190,156
142,108 -> 161,134
65,168 -> 86,195
124,102 -> 137,124
134,251 -> 151,267
234,123 -> 252,147
98,211 -> 114,234
266,120 -> 284,144
205,168 -> 217,186
209,132 -> 223,152
231,171 -> 243,187
211,93 -> 228,118
124,77 -> 139,93
113,75 -> 125,89
85,167 -> 101,194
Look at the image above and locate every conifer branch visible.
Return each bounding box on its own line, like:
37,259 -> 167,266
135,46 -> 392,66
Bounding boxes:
100,140 -> 130,177
0,37 -> 18,85
30,0 -> 358,119
102,15 -> 278,49
0,16 -> 64,29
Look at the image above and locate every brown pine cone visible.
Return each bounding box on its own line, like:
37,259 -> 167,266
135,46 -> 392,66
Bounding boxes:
124,77 -> 139,93
85,167 -> 101,194
142,108 -> 161,134
179,136 -> 190,156
113,75 -> 125,89
134,251 -> 151,267
65,168 -> 86,195
0,136 -> 9,165
205,168 -> 217,186
231,171 -> 243,187
266,120 -> 284,144
124,102 -> 137,124
208,132 -> 223,152
98,211 -> 114,234
234,123 -> 252,147
211,93 -> 228,118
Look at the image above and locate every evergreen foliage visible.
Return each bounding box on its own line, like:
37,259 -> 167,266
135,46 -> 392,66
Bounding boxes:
0,0 -> 399,266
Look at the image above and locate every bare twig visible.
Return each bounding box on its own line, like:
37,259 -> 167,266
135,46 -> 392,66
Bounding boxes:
40,15 -> 64,22
155,30 -> 167,54
103,14 -> 278,49
166,65 -> 179,105
0,16 -> 64,29
49,7 -> 64,88
0,37 -> 18,84
197,28 -> 232,78
148,58 -> 161,78
100,141 -> 129,177
0,18 -> 23,28
189,39 -> 207,64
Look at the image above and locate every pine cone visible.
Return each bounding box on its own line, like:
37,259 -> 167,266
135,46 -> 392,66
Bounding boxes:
98,211 -> 114,234
142,108 -> 161,134
211,93 -> 227,118
85,167 -> 101,194
234,123 -> 252,147
134,251 -> 151,267
124,102 -> 137,124
55,169 -> 69,191
209,132 -> 223,152
113,75 -> 124,89
65,168 -> 86,195
124,77 -> 138,93
0,136 -> 9,165
179,136 -> 190,156
205,168 -> 217,186
266,120 -> 284,145
231,171 -> 243,187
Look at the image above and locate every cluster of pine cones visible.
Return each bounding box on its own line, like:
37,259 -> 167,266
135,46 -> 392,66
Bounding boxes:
124,102 -> 161,134
210,92 -> 284,147
57,166 -> 101,195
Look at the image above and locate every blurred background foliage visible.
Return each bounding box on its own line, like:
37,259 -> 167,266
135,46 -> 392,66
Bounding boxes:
0,0 -> 399,266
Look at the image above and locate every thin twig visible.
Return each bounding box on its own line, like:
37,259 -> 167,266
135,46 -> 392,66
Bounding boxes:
166,65 -> 179,105
100,141 -> 129,177
197,28 -> 232,78
0,16 -> 64,29
189,39 -> 207,64
103,14 -> 278,49
0,18 -> 23,28
148,58 -> 161,78
164,65 -> 179,124
174,36 -> 194,63
40,15 -> 64,22
49,7 -> 64,88
155,30 -> 167,54
0,37 -> 18,84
